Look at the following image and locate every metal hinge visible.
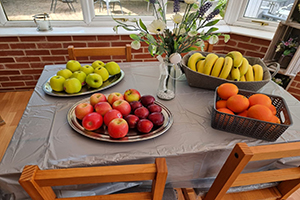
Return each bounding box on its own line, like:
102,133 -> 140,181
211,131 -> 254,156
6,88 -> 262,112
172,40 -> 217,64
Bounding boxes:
251,20 -> 269,26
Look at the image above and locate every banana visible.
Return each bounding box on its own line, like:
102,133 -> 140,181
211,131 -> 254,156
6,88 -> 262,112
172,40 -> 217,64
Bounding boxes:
231,67 -> 241,81
240,75 -> 246,82
253,64 -> 264,81
245,65 -> 254,81
203,53 -> 219,75
187,53 -> 205,71
219,56 -> 233,79
197,59 -> 206,73
211,57 -> 225,77
226,51 -> 243,68
239,57 -> 249,77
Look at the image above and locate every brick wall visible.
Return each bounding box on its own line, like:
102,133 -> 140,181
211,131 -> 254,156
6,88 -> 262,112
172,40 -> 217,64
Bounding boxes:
0,32 -> 299,100
287,72 -> 300,101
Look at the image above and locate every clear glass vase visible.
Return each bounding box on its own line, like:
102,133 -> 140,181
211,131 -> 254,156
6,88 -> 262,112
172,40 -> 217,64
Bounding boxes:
157,61 -> 176,100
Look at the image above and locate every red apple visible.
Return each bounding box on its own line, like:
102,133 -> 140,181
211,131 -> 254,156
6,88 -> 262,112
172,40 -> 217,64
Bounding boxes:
107,92 -> 124,105
112,100 -> 131,116
82,112 -> 103,131
148,112 -> 164,126
124,89 -> 141,103
140,95 -> 155,107
148,104 -> 162,113
75,103 -> 94,120
137,119 -> 153,133
124,114 -> 140,129
108,118 -> 129,139
134,106 -> 150,119
103,109 -> 123,126
94,102 -> 112,116
90,93 -> 107,106
130,101 -> 142,112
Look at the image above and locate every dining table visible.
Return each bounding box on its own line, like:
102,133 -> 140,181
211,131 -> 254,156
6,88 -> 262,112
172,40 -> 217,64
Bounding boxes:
1,61 -> 300,199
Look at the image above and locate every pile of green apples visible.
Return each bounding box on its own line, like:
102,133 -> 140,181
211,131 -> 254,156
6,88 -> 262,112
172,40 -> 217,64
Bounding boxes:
50,60 -> 121,94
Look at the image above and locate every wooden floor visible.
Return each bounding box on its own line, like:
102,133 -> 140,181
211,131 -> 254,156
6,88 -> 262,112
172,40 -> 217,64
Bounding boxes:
0,90 -> 300,200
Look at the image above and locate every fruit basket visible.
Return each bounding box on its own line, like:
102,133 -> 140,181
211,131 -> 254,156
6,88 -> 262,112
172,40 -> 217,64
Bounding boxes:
211,88 -> 293,141
181,51 -> 272,91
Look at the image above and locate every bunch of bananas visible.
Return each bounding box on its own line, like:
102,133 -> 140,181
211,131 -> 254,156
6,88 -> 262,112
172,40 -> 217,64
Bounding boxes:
187,51 -> 264,82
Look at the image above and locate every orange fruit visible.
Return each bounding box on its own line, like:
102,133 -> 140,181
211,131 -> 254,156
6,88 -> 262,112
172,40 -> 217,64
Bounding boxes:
268,115 -> 280,124
269,104 -> 277,115
237,110 -> 248,117
217,108 -> 234,115
247,104 -> 273,122
216,100 -> 227,109
226,94 -> 249,113
217,83 -> 239,100
248,93 -> 272,107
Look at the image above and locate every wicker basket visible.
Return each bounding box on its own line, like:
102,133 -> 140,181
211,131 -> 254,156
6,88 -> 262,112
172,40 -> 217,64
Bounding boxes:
211,89 -> 293,141
181,51 -> 272,91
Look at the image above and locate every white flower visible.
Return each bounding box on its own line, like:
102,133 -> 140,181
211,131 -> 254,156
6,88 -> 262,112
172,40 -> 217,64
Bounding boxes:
171,14 -> 183,24
147,20 -> 166,34
173,27 -> 186,36
209,35 -> 219,44
184,0 -> 197,4
188,30 -> 198,37
131,41 -> 141,50
169,53 -> 182,64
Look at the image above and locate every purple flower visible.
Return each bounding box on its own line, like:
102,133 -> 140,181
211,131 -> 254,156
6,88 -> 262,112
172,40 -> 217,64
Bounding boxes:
173,0 -> 180,13
205,9 -> 220,22
198,2 -> 212,18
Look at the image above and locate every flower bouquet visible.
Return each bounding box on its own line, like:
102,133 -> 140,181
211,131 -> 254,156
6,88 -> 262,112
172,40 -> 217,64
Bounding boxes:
275,37 -> 299,69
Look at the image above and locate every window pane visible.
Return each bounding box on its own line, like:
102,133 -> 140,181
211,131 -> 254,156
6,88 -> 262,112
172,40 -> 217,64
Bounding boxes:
244,0 -> 295,22
1,0 -> 83,21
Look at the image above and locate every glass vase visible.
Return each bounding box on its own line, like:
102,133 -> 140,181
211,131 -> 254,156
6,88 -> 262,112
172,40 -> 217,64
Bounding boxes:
157,61 -> 176,100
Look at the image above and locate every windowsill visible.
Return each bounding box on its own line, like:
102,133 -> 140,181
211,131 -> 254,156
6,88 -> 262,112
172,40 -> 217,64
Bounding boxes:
0,24 -> 274,41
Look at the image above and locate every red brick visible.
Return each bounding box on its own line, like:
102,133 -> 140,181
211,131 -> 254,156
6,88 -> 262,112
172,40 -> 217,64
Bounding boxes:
5,63 -> 30,69
134,54 -> 154,59
10,43 -> 36,49
41,56 -> 66,62
51,49 -> 68,55
62,43 -> 87,48
293,74 -> 300,82
72,36 -> 97,41
287,87 -> 300,95
290,81 -> 298,87
212,46 -> 225,51
226,40 -> 237,47
0,37 -> 19,42
111,42 -> 132,46
250,38 -> 271,46
20,36 -> 46,42
33,75 -> 41,80
21,69 -> 43,75
0,44 -> 10,49
26,50 -> 50,55
87,42 -> 111,47
0,50 -> 24,56
0,77 -> 9,81
230,34 -> 251,42
0,57 -> 15,63
120,35 -> 133,41
244,51 -> 265,58
30,63 -> 48,69
47,36 -> 72,41
237,42 -> 261,51
112,55 -> 126,60
2,81 -> 25,87
15,57 -> 41,62
132,48 -> 143,53
0,70 -> 20,75
98,35 -> 120,41
10,75 -> 34,81
224,46 -> 246,54
25,80 -> 37,86
37,43 -> 62,49
260,47 -> 268,53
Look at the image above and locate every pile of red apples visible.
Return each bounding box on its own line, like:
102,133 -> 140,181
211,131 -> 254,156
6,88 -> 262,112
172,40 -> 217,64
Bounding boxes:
74,89 -> 165,139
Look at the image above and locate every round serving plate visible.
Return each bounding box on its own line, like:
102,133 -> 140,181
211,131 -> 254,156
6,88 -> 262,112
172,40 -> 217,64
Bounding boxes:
67,97 -> 173,143
43,70 -> 125,97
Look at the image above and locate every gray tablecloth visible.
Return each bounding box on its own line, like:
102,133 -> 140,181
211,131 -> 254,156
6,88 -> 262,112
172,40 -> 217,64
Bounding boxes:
1,62 -> 300,199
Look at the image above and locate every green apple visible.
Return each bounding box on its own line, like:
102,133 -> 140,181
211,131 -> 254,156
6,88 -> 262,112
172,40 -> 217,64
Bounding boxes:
66,60 -> 81,72
94,66 -> 109,82
70,71 -> 86,85
63,78 -> 82,94
50,75 -> 65,92
91,60 -> 105,69
57,69 -> 73,79
80,65 -> 94,75
105,61 -> 121,75
86,73 -> 103,88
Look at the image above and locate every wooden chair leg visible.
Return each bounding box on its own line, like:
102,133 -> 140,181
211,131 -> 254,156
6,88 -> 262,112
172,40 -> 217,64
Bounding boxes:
152,158 -> 168,200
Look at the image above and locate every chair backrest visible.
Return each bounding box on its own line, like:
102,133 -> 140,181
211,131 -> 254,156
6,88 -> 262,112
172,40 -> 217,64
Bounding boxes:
181,142 -> 300,200
19,158 -> 167,200
68,44 -> 132,62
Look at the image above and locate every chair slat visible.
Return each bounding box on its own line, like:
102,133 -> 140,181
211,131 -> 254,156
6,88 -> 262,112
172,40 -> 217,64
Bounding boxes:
59,192 -> 152,200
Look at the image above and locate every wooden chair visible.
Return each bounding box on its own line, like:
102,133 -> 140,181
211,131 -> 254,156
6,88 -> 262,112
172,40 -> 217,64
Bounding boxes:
68,44 -> 132,62
19,158 -> 168,200
181,142 -> 300,200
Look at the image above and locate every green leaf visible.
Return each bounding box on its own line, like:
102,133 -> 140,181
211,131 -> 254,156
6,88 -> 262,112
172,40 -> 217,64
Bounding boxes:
204,19 -> 220,27
139,19 -> 147,32
206,27 -> 219,35
223,34 -> 230,43
146,34 -> 156,44
148,45 -> 154,56
182,47 -> 197,53
130,34 -> 140,41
